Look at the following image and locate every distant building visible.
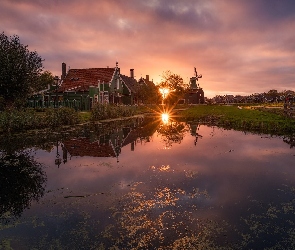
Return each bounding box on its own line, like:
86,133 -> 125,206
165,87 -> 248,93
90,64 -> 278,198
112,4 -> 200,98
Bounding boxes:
182,68 -> 205,104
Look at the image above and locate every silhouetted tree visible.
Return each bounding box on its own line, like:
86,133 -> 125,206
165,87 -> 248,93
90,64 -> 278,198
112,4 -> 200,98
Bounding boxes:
34,70 -> 54,92
0,32 -> 44,107
158,71 -> 188,105
138,81 -> 161,104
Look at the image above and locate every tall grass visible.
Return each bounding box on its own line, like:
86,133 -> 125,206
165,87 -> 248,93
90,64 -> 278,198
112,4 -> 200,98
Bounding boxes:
0,107 -> 79,133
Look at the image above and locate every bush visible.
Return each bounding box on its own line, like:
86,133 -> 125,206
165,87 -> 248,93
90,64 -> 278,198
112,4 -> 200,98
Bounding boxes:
91,104 -> 138,121
44,107 -> 79,127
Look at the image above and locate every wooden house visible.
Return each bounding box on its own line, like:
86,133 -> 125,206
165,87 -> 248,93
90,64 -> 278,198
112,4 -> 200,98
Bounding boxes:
27,62 -> 155,109
120,69 -> 141,105
57,62 -> 122,109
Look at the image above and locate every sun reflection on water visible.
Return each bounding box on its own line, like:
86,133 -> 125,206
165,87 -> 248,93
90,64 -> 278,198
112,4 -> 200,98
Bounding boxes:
161,113 -> 169,124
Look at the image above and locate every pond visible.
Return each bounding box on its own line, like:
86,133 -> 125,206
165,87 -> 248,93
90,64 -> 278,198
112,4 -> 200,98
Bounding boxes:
1,116 -> 295,249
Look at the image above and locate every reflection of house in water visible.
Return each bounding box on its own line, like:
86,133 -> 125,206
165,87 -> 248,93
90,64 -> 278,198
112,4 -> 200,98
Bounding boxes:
61,117 -> 157,163
61,133 -> 126,162
62,136 -> 117,162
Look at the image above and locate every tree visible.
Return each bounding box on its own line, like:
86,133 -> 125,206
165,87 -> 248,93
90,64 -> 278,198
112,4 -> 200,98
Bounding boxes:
0,32 -> 44,107
34,70 -> 54,92
267,89 -> 279,101
158,70 -> 188,105
138,83 -> 162,104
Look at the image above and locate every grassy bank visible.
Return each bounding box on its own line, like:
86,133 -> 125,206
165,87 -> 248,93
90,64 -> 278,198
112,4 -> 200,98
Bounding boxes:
1,104 -> 294,136
0,105 -> 143,134
179,105 -> 295,135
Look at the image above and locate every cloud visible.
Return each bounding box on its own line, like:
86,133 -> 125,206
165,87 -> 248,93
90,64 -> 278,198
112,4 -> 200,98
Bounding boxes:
1,0 -> 295,97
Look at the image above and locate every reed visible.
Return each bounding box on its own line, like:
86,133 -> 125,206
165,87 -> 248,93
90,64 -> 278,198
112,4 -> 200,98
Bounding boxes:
0,107 -> 79,133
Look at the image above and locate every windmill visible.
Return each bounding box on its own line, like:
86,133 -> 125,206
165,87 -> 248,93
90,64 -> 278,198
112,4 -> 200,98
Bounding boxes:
194,67 -> 202,88
194,67 -> 202,80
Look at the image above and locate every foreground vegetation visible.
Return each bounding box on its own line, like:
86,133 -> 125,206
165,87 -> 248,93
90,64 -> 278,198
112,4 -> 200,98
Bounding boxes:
0,105 -> 142,134
179,104 -> 295,135
0,104 -> 294,136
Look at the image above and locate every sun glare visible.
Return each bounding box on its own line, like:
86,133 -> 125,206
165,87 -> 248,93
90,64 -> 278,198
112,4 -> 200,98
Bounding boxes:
161,113 -> 169,124
159,88 -> 170,99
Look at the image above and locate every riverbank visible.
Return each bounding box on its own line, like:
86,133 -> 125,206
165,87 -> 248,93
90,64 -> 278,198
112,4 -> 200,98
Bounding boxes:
178,104 -> 295,135
1,104 -> 294,136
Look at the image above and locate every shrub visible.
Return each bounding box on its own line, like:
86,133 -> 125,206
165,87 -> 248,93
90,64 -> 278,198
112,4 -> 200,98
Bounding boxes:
44,107 -> 79,127
91,104 -> 138,121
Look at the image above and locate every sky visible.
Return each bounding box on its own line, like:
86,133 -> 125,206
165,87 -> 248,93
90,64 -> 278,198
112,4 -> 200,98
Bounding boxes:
1,0 -> 295,98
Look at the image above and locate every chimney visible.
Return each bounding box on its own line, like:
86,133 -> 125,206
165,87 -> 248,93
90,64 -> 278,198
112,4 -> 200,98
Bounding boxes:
130,69 -> 134,78
146,75 -> 149,82
62,62 -> 66,80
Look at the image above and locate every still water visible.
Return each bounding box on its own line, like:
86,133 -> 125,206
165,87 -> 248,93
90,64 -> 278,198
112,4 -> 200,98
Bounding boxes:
1,117 -> 295,249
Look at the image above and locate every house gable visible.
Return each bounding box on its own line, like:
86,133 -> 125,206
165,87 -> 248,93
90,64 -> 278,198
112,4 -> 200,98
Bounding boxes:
120,74 -> 139,95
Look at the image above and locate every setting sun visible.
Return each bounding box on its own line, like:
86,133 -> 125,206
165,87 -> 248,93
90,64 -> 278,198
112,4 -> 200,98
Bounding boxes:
159,88 -> 170,99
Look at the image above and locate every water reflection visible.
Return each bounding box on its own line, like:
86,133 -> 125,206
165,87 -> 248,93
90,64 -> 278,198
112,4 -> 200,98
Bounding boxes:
188,122 -> 203,146
283,135 -> 295,148
157,121 -> 188,148
51,117 -> 159,165
103,172 -> 231,249
0,151 -> 47,222
161,113 -> 169,124
1,117 -> 295,249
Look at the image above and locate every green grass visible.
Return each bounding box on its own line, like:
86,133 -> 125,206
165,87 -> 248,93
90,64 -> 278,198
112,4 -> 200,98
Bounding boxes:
179,105 -> 295,135
78,112 -> 91,123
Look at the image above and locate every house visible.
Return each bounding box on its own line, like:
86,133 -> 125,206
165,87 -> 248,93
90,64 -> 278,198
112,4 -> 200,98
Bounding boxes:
121,72 -> 157,105
27,62 -> 156,109
27,84 -> 56,108
57,62 -> 122,109
57,62 -> 150,108
120,69 -> 141,105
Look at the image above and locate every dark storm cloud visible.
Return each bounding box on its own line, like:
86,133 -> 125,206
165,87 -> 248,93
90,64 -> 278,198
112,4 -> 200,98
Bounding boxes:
141,0 -> 220,30
247,0 -> 295,22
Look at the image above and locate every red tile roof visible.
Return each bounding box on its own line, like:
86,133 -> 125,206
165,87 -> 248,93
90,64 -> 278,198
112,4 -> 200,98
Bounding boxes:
58,68 -> 116,92
63,138 -> 116,157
